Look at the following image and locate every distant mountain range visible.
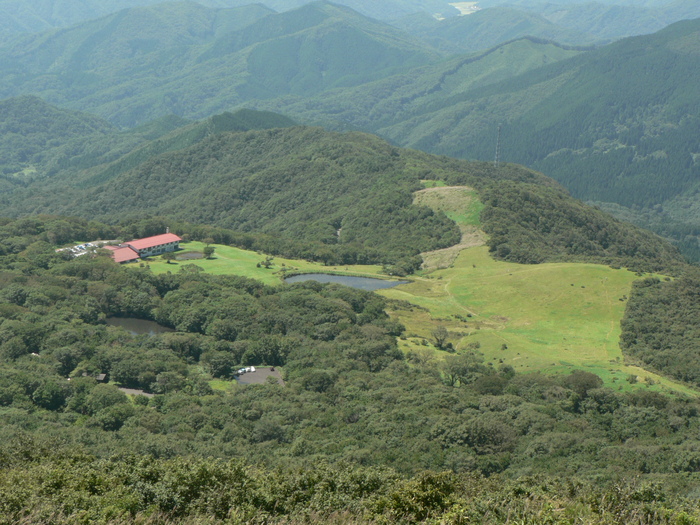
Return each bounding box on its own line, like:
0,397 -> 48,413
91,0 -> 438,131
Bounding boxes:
0,2 -> 440,126
256,17 -> 700,259
0,0 -> 457,38
1,1 -> 700,259
2,0 -> 698,37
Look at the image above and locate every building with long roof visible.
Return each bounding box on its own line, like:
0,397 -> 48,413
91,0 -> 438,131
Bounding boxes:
123,233 -> 182,258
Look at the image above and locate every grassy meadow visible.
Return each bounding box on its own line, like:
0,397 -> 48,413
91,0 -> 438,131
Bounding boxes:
131,193 -> 692,395
141,241 -> 385,286
379,245 -> 689,394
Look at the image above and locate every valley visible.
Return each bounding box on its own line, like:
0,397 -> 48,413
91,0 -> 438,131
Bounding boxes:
2,1 -> 700,522
141,189 -> 689,396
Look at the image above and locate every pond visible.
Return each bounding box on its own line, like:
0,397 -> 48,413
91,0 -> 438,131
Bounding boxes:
284,274 -> 409,291
106,317 -> 174,336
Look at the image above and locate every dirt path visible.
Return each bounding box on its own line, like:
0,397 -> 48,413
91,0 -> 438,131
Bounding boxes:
413,186 -> 486,271
421,226 -> 486,271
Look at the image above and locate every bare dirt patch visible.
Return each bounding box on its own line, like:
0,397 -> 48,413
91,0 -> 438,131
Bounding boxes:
236,368 -> 284,386
119,387 -> 154,398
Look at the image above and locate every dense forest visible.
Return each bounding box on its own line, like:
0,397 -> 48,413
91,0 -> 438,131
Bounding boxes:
621,270 -> 700,385
0,216 -> 700,522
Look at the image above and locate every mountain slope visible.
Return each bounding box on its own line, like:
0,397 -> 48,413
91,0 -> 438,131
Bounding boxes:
268,19 -> 700,258
257,37 -> 585,132
525,0 -> 700,42
0,0 -> 458,38
0,2 -> 440,126
392,7 -> 596,53
3,113 -> 684,273
408,19 -> 700,211
8,126 -> 463,262
0,95 -> 116,187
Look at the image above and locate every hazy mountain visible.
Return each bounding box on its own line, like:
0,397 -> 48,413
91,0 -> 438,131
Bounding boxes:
0,0 -> 459,38
391,0 -> 700,53
0,96 -> 299,201
392,6 -> 596,54
383,19 -> 700,257
246,18 -> 700,258
518,0 -> 700,42
0,2 -> 440,126
254,37 -> 585,135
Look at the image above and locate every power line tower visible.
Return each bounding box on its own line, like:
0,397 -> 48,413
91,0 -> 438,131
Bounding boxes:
494,124 -> 502,168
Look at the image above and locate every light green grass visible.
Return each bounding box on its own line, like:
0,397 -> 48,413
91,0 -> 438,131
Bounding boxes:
209,379 -> 235,392
130,238 -> 694,395
414,186 -> 484,227
139,241 -> 386,286
379,245 -> 695,396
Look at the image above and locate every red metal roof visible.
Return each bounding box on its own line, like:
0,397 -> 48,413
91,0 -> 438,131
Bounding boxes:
125,233 -> 182,251
108,246 -> 140,264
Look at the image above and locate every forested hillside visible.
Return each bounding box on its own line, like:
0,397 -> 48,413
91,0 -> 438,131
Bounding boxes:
0,2 -> 439,126
3,116 -> 686,275
0,217 -> 697,523
0,96 -> 115,180
4,3 -> 700,265
0,0 -> 459,37
392,7 -> 596,53
0,98 -> 300,199
264,18 -> 700,259
3,1 -> 700,523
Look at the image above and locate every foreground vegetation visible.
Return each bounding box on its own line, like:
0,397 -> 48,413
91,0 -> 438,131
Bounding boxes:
3,450 -> 700,524
0,210 -> 699,521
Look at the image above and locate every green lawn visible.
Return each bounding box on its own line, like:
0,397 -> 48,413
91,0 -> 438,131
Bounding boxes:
141,241 -> 386,286
380,245 -> 692,395
129,228 -> 693,395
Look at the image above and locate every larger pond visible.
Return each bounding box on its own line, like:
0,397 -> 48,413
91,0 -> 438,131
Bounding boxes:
106,317 -> 174,336
284,274 -> 409,291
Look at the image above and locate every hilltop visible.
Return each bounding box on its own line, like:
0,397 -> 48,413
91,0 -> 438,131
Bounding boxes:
265,18 -> 700,259
0,102 -> 685,273
0,2 -> 439,126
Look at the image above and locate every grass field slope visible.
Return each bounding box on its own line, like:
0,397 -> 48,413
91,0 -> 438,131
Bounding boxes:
139,186 -> 692,395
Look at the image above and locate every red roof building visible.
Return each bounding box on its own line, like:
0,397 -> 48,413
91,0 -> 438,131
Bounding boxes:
103,245 -> 140,264
124,233 -> 182,257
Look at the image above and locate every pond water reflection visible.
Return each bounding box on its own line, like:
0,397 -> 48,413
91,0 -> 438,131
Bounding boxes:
284,273 -> 408,291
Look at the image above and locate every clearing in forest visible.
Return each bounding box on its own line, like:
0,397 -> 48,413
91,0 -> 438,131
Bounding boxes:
378,245 -> 688,393
145,241 -> 386,286
140,190 -> 692,394
413,185 -> 486,271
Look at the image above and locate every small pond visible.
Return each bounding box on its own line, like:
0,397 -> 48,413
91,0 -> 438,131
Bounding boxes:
284,274 -> 409,291
106,317 -> 174,336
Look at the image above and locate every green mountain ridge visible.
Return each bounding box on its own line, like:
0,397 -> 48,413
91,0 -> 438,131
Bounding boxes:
262,17 -> 700,259
0,0 -> 459,38
0,101 -> 683,274
0,1 -> 441,126
392,6 -> 598,54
